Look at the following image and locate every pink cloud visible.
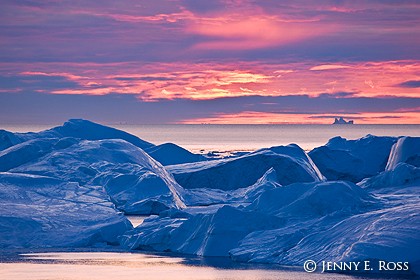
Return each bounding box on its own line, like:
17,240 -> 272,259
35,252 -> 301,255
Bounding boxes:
2,60 -> 419,101
309,64 -> 351,71
78,9 -> 196,24
188,15 -> 332,50
20,71 -> 85,81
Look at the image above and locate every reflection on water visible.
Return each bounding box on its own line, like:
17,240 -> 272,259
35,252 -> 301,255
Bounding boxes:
0,251 -> 397,280
2,124 -> 419,153
110,124 -> 420,152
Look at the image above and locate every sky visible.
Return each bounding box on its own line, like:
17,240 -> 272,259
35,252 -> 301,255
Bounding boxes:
1,0 -> 419,124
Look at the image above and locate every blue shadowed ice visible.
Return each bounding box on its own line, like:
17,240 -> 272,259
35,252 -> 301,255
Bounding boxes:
0,119 -> 419,275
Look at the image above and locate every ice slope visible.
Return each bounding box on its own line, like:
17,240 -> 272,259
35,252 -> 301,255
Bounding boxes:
47,119 -> 154,149
0,138 -> 62,172
182,168 -> 281,206
168,144 -> 325,191
231,204 -> 420,273
121,180 -> 377,256
122,174 -> 419,274
1,119 -> 154,151
121,205 -> 284,256
386,136 -> 420,170
145,143 -> 207,166
93,161 -> 186,214
248,180 -> 377,218
232,170 -> 420,273
357,137 -> 420,190
0,129 -> 21,151
1,119 -> 207,166
358,163 -> 420,190
8,138 -> 185,214
0,172 -> 132,248
309,135 -> 398,182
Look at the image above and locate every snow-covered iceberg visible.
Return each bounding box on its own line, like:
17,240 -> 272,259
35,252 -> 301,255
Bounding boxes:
0,129 -> 22,151
121,180 -> 377,254
181,167 -> 281,206
122,176 -> 419,274
5,138 -> 185,214
231,203 -> 420,272
386,136 -> 420,170
121,205 -> 283,256
1,119 -> 206,166
0,137 -> 62,172
145,143 -> 207,166
309,135 -> 398,182
0,172 -> 132,248
1,120 -> 419,275
358,137 -> 420,191
359,163 -> 420,190
24,119 -> 154,149
168,144 -> 325,191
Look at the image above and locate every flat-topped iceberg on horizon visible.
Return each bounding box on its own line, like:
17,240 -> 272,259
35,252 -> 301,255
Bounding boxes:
0,119 -> 419,275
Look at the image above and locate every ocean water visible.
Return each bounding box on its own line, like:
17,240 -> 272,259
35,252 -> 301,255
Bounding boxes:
2,124 -> 419,152
0,251 -> 398,280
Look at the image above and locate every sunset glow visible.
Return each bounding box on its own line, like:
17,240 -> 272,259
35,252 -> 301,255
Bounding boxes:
1,0 -> 419,124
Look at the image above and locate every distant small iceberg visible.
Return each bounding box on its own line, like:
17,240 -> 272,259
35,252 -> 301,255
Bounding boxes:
333,117 -> 354,124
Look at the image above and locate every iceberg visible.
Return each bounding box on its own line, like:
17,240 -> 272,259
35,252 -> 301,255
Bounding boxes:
248,180 -> 377,218
7,138 -> 185,214
386,136 -> 420,170
122,176 -> 419,274
145,143 -> 207,166
359,163 -> 420,190
122,180 -> 377,254
1,119 -> 207,167
181,167 -> 281,206
169,144 -> 325,191
1,119 -> 154,151
358,137 -> 420,191
309,135 -> 398,182
0,172 -> 132,248
231,203 -> 420,274
0,138 -> 62,172
1,119 -> 418,275
39,119 -> 155,150
121,205 -> 283,256
333,117 -> 354,124
0,129 -> 22,151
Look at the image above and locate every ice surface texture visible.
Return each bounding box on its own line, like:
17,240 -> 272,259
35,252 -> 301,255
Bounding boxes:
0,172 -> 132,248
309,135 -> 397,182
1,120 -> 419,275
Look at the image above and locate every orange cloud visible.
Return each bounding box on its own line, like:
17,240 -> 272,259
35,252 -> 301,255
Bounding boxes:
7,60 -> 420,100
20,71 -> 85,81
48,68 -> 274,99
80,9 -> 196,24
309,64 -> 351,71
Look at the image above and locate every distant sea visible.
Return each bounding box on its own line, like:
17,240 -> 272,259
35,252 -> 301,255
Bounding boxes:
2,124 -> 419,153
